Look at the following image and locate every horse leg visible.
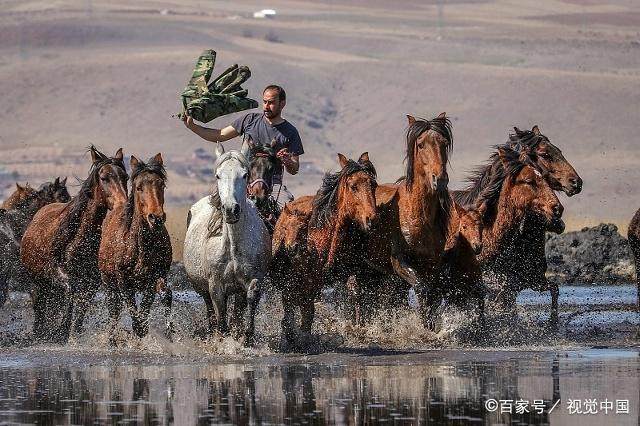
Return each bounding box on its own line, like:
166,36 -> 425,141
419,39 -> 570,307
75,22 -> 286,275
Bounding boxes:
243,278 -> 260,347
135,287 -> 155,338
31,281 -> 50,341
73,277 -> 100,335
417,277 -> 443,332
156,278 -> 173,339
549,279 -> 559,332
280,292 -> 297,351
124,289 -> 142,338
106,289 -> 122,346
230,292 -> 247,340
211,285 -> 229,336
300,299 -> 315,335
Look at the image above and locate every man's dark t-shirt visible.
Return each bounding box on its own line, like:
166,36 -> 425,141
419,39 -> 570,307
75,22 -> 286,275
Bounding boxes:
232,112 -> 303,183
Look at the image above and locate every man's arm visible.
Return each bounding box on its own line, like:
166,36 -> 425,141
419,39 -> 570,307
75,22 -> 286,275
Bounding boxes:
183,115 -> 239,142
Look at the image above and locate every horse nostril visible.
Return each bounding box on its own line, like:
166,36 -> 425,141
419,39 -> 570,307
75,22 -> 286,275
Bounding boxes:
232,204 -> 241,216
553,204 -> 564,217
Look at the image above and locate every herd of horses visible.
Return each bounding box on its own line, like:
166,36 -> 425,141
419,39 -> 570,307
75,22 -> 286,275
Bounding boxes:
1,112 -> 637,350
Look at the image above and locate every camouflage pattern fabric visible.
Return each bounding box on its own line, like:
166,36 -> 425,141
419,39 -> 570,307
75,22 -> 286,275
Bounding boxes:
178,49 -> 258,123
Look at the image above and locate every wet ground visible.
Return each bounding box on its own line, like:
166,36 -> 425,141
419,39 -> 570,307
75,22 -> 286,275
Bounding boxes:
0,349 -> 638,425
0,285 -> 638,424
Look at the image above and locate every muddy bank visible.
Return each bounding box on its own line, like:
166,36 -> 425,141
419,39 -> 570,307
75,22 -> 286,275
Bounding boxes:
546,223 -> 635,285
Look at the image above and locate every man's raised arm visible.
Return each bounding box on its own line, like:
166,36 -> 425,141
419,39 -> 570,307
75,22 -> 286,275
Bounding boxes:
183,115 -> 239,143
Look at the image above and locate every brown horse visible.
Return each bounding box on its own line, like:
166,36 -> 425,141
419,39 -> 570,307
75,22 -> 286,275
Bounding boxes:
440,202 -> 487,315
0,178 -> 71,308
456,146 -> 564,318
21,147 -> 128,342
270,152 -> 377,350
2,183 -> 37,210
98,153 -> 172,343
454,126 -> 580,328
344,113 -> 454,330
628,209 -> 640,311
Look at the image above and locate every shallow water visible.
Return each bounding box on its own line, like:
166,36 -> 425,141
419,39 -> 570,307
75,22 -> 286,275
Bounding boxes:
0,349 -> 637,425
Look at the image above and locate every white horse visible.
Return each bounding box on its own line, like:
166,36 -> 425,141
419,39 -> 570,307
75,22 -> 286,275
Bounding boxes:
183,143 -> 271,346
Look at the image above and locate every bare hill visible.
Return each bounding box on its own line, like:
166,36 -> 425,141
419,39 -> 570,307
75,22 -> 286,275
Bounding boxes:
1,0 -> 639,252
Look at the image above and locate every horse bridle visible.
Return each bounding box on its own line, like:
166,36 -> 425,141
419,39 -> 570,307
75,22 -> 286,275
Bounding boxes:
247,151 -> 275,196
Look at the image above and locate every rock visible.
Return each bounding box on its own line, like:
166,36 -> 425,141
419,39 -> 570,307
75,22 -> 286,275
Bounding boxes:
545,223 -> 635,284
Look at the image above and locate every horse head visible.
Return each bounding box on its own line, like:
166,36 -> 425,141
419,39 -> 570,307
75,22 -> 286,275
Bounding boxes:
38,177 -> 70,205
130,153 -> 167,229
498,147 -> 565,234
511,125 -> 582,196
337,152 -> 378,232
89,146 -> 129,210
246,140 -> 278,207
455,201 -> 486,255
405,112 -> 452,194
214,143 -> 249,224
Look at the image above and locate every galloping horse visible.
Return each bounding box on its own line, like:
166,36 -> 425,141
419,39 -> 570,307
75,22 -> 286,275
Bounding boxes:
345,113 -> 454,330
454,126 -> 580,327
628,209 -> 640,311
456,146 -> 564,315
21,147 -> 128,342
0,179 -> 70,308
98,154 -> 172,343
183,143 -> 270,346
270,153 -> 377,350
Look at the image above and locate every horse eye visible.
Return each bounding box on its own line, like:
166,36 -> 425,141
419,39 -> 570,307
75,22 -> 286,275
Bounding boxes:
215,174 -> 220,180
242,172 -> 248,179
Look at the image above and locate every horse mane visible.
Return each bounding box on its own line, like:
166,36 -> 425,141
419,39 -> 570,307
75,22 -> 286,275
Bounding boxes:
455,129 -> 548,208
309,159 -> 377,230
207,151 -> 248,237
124,157 -> 167,229
467,147 -> 528,225
52,147 -> 126,265
404,114 -> 453,189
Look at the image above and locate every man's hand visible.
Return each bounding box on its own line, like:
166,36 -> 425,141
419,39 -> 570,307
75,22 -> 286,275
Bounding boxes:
277,148 -> 299,175
183,114 -> 197,131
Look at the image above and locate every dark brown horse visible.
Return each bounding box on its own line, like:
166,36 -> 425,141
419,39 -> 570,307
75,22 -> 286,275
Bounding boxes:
628,209 -> 640,311
271,153 -> 377,350
98,154 -> 172,344
0,179 -> 71,308
455,146 -> 564,320
38,177 -> 70,205
345,113 -> 454,330
246,143 -> 280,231
21,147 -> 128,342
454,126 -> 579,328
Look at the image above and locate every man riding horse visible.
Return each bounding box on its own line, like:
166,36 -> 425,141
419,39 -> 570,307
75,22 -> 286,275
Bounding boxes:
183,85 -> 304,220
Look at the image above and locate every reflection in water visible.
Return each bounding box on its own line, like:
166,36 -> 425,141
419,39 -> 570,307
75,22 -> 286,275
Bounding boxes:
0,351 -> 637,425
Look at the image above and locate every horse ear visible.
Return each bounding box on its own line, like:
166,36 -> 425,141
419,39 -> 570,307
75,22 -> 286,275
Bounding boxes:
497,147 -> 514,167
513,126 -> 524,136
151,153 -> 163,166
54,177 -> 60,186
532,125 -> 541,135
337,153 -> 349,169
358,152 -> 370,163
215,142 -> 225,157
16,182 -> 23,191
61,177 -> 67,186
114,148 -> 124,161
130,155 -> 140,171
90,146 -> 99,163
476,200 -> 488,217
240,139 -> 250,158
406,115 -> 416,125
437,112 -> 446,119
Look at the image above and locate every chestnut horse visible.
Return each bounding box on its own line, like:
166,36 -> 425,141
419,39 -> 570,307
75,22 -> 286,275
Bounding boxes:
454,126 -> 580,328
456,146 -> 564,318
21,147 -> 128,342
345,113 -> 454,330
0,179 -> 70,307
628,209 -> 640,311
98,154 -> 172,344
270,153 -> 377,350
